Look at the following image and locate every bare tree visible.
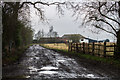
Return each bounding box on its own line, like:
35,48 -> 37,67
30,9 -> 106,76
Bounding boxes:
47,26 -> 58,37
35,29 -> 44,40
68,1 -> 120,59
41,29 -> 44,37
2,1 -> 66,48
53,31 -> 58,37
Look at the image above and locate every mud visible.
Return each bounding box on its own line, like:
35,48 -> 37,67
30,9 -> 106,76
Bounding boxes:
2,45 -> 120,80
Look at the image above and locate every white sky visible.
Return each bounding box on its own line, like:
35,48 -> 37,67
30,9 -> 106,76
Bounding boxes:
29,2 -> 116,42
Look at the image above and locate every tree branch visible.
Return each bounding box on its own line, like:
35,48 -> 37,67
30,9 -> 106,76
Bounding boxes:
19,1 -> 65,9
98,2 -> 120,26
118,1 -> 120,17
95,18 -> 117,34
94,24 -> 117,37
89,16 -> 117,36
33,5 -> 44,20
5,2 -> 15,8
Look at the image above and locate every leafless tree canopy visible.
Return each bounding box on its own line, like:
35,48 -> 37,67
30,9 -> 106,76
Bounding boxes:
68,1 -> 120,37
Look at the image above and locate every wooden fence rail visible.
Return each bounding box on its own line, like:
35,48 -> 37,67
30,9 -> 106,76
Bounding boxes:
68,42 -> 116,58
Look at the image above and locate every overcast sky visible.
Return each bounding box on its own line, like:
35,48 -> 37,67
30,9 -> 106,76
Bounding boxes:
29,2 -> 116,42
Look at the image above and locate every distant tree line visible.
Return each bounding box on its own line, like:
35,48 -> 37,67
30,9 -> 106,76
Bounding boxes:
34,26 -> 58,40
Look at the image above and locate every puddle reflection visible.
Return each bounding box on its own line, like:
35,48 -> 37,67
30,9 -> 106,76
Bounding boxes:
29,66 -> 40,72
39,71 -> 58,75
25,76 -> 30,78
40,66 -> 58,70
81,74 -> 103,79
57,60 -> 65,62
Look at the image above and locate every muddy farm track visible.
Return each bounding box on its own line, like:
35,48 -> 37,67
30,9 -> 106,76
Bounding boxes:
2,45 -> 120,80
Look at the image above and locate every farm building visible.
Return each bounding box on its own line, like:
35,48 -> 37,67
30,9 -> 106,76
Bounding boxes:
79,38 -> 110,43
62,34 -> 85,43
79,38 -> 89,43
33,37 -> 65,43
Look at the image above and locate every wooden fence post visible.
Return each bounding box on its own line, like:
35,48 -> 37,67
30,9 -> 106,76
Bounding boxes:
73,43 -> 75,52
83,42 -> 85,53
114,43 -> 116,57
80,43 -> 81,51
76,43 -> 79,52
68,43 -> 70,51
88,43 -> 89,54
98,43 -> 100,56
92,42 -> 95,55
103,42 -> 106,57
71,43 -> 72,52
73,43 -> 74,52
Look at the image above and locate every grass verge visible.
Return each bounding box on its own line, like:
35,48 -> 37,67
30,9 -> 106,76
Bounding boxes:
2,45 -> 30,66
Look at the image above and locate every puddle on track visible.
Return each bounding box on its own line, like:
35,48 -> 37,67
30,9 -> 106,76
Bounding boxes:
25,75 -> 31,78
80,74 -> 100,79
39,71 -> 58,75
29,66 -> 40,72
57,60 -> 65,62
40,66 -> 58,70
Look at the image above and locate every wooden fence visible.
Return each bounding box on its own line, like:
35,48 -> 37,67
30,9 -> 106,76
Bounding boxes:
68,42 -> 116,57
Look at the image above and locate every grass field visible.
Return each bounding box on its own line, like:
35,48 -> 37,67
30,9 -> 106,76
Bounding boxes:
41,43 -> 68,51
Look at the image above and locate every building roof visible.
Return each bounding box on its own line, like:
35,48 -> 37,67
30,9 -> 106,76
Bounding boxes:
62,34 -> 85,39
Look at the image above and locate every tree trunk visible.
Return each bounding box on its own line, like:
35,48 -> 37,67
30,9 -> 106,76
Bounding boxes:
115,1 -> 120,59
13,2 -> 20,48
114,30 -> 120,59
118,1 -> 120,17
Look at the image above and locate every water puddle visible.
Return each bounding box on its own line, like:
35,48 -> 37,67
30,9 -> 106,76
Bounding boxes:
25,75 -> 30,78
40,66 -> 58,70
28,66 -> 40,72
29,46 -> 33,50
36,51 -> 39,54
86,74 -> 94,78
67,58 -> 74,61
34,57 -> 39,60
30,52 -> 36,56
39,71 -> 58,75
80,74 -> 103,79
57,60 -> 65,62
83,68 -> 87,71
38,66 -> 59,75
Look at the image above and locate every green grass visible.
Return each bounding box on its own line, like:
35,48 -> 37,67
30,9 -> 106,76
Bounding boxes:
2,75 -> 29,79
3,45 -> 30,65
41,44 -> 120,68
